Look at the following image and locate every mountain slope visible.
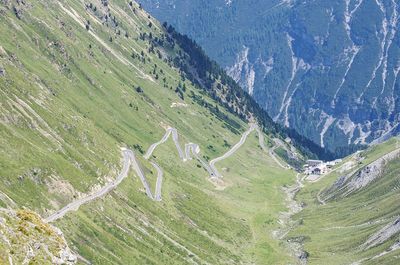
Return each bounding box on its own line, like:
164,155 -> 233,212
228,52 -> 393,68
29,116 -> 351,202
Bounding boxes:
288,137 -> 400,264
1,1 -> 400,264
0,0 -> 305,263
141,0 -> 400,154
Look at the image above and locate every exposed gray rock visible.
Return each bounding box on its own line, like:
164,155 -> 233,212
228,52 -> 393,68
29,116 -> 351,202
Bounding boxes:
362,218 -> 400,250
325,148 -> 400,199
333,175 -> 346,188
141,0 -> 400,152
0,208 -> 77,264
344,149 -> 400,195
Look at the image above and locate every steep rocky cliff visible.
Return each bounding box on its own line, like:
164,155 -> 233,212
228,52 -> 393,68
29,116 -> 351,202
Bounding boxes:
141,0 -> 400,153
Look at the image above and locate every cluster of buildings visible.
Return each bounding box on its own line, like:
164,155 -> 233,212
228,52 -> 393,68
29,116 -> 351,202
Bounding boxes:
304,159 -> 342,175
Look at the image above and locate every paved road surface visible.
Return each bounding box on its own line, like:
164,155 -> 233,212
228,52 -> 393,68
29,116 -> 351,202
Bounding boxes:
270,141 -> 291,169
151,161 -> 163,201
256,128 -> 288,169
209,124 -> 257,178
47,123 -> 287,222
46,149 -> 133,223
131,152 -> 154,200
144,127 -> 185,160
185,143 -> 216,177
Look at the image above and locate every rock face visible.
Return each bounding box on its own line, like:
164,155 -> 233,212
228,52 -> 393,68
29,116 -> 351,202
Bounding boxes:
141,0 -> 400,153
323,147 -> 400,200
362,217 -> 400,250
0,209 -> 76,264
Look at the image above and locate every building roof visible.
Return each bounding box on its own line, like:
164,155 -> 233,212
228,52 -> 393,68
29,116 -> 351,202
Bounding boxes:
307,159 -> 323,163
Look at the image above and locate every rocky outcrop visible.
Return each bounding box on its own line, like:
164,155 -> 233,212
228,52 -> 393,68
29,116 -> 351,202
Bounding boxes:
344,148 -> 400,194
362,217 -> 400,250
0,209 -> 77,264
324,147 -> 400,200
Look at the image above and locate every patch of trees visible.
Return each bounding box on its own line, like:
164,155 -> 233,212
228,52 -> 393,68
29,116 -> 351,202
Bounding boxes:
175,84 -> 184,100
135,86 -> 143,93
133,144 -> 144,154
162,23 -> 340,160
189,91 -> 241,135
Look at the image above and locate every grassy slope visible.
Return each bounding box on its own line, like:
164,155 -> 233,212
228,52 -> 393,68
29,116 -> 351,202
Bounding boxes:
290,137 -> 400,264
214,132 -> 295,264
0,0 -> 296,263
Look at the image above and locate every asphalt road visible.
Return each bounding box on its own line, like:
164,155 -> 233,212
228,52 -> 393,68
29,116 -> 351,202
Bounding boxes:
185,143 -> 216,177
256,127 -> 288,169
209,123 -> 257,178
46,148 -> 133,223
47,123 -> 287,222
144,127 -> 185,160
151,161 -> 163,202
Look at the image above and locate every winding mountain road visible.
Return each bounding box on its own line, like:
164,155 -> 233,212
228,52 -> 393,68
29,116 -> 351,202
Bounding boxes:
273,139 -> 293,169
144,127 -> 185,161
151,161 -> 163,202
256,127 -> 288,170
209,124 -> 257,178
209,124 -> 290,178
46,148 -> 133,223
142,127 -> 215,201
185,143 -> 216,177
47,123 -> 288,222
131,152 -> 154,200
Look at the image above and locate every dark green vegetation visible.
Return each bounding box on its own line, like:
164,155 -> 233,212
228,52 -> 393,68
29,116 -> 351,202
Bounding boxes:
164,23 -> 335,160
1,0 -> 400,264
0,0 -> 300,263
141,0 -> 400,154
